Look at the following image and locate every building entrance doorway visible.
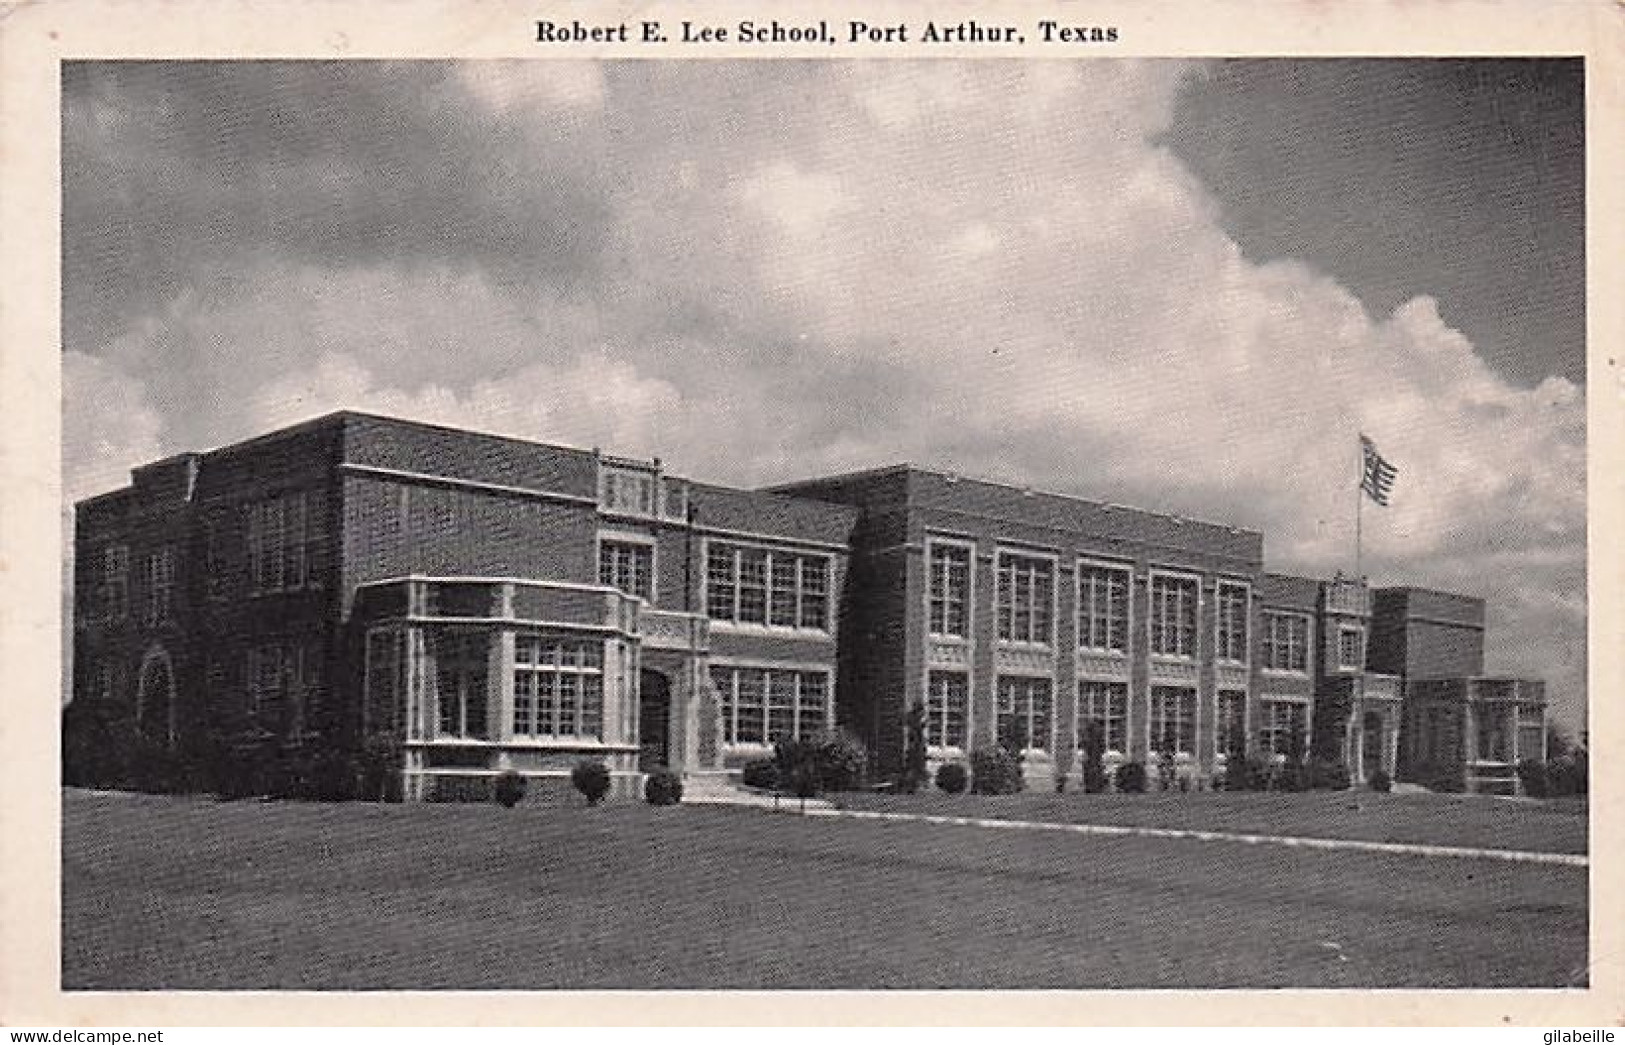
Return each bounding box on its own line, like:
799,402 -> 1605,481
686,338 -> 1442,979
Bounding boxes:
1361,711 -> 1384,780
639,669 -> 671,770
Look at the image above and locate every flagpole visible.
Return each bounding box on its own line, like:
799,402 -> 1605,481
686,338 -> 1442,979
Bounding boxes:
1355,435 -> 1363,580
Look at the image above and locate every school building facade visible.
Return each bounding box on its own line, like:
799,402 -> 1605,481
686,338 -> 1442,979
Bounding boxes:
68,412 -> 1547,799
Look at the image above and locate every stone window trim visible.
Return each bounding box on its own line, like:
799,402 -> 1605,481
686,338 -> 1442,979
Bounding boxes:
1148,684 -> 1198,758
1076,678 -> 1129,756
702,537 -> 832,633
994,548 -> 1058,648
1147,569 -> 1203,661
709,663 -> 833,748
995,674 -> 1055,757
596,532 -> 656,604
925,535 -> 975,641
1261,610 -> 1313,676
1076,558 -> 1133,655
512,634 -> 604,741
922,669 -> 971,752
1214,579 -> 1251,666
1337,624 -> 1366,672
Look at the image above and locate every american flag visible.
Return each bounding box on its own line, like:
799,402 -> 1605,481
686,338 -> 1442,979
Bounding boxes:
1360,434 -> 1398,506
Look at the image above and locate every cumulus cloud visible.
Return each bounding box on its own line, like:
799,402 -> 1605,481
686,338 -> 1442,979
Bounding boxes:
61,60 -> 1588,728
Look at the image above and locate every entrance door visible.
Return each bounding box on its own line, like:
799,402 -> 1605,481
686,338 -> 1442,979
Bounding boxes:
639,669 -> 671,770
1361,712 -> 1383,780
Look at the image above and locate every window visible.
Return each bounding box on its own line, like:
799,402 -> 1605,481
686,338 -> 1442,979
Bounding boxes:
924,671 -> 969,749
598,540 -> 653,601
1216,582 -> 1248,663
1217,690 -> 1246,756
1262,612 -> 1310,673
996,552 -> 1054,645
1078,564 -> 1130,652
247,491 -> 323,595
1149,574 -> 1199,657
710,666 -> 829,745
1259,699 -> 1307,757
100,544 -> 129,620
927,541 -> 972,637
1078,679 -> 1128,753
246,642 -> 317,739
1150,686 -> 1196,755
364,629 -> 406,736
428,631 -> 489,740
1338,626 -> 1365,671
513,635 -> 602,740
705,543 -> 830,630
142,547 -> 175,627
600,466 -> 657,516
996,676 -> 1053,752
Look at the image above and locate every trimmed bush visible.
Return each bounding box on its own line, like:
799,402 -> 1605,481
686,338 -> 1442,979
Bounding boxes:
1155,751 -> 1178,792
741,758 -> 780,790
644,767 -> 684,806
1516,758 -> 1549,798
970,747 -> 1024,795
493,770 -> 527,808
901,703 -> 928,794
935,762 -> 968,795
806,728 -> 869,791
1114,760 -> 1147,794
1079,719 -> 1108,794
1548,752 -> 1588,796
1368,769 -> 1392,793
1054,771 -> 1069,794
571,759 -> 612,805
775,729 -> 868,793
1308,759 -> 1352,791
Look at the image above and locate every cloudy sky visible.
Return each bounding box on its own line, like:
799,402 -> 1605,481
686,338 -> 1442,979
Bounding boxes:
61,59 -> 1587,730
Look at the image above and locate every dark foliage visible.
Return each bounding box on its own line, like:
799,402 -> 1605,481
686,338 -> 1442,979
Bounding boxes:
935,762 -> 968,795
493,770 -> 527,808
1114,760 -> 1147,794
1516,759 -> 1549,798
970,747 -> 1024,795
1547,751 -> 1588,796
775,729 -> 867,793
644,767 -> 684,805
1079,719 -> 1109,794
741,758 -> 780,790
900,702 -> 929,794
571,759 -> 612,804
1368,769 -> 1393,793
1307,759 -> 1351,791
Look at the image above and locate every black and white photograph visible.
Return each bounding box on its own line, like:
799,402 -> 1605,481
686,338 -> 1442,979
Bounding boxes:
4,0 -> 1619,1025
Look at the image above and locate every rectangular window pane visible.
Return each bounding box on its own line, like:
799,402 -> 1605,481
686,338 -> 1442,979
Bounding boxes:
737,550 -> 768,624
1151,686 -> 1196,755
997,553 -> 1053,645
706,545 -> 737,620
735,669 -> 766,743
1151,576 -> 1199,657
926,671 -> 968,749
769,557 -> 798,627
767,671 -> 797,742
1217,582 -> 1248,662
928,543 -> 971,638
798,673 -> 827,737
1079,680 -> 1128,753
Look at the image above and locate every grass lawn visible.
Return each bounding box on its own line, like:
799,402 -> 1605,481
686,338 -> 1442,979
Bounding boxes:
62,789 -> 1588,990
830,789 -> 1590,855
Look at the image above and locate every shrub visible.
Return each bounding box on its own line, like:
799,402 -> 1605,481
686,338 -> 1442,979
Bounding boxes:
901,703 -> 928,794
1515,758 -> 1549,798
571,759 -> 612,805
1054,771 -> 1068,794
1079,719 -> 1108,794
970,747 -> 1024,795
1308,759 -> 1351,791
1368,769 -> 1392,793
807,728 -> 869,791
493,770 -> 527,808
935,762 -> 968,795
741,758 -> 780,790
786,760 -> 821,802
1155,750 -> 1177,792
1548,752 -> 1588,797
1115,760 -> 1147,794
644,767 -> 684,806
776,729 -> 868,793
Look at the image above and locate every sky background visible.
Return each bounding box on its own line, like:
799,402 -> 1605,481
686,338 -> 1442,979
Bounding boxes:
61,59 -> 1588,732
